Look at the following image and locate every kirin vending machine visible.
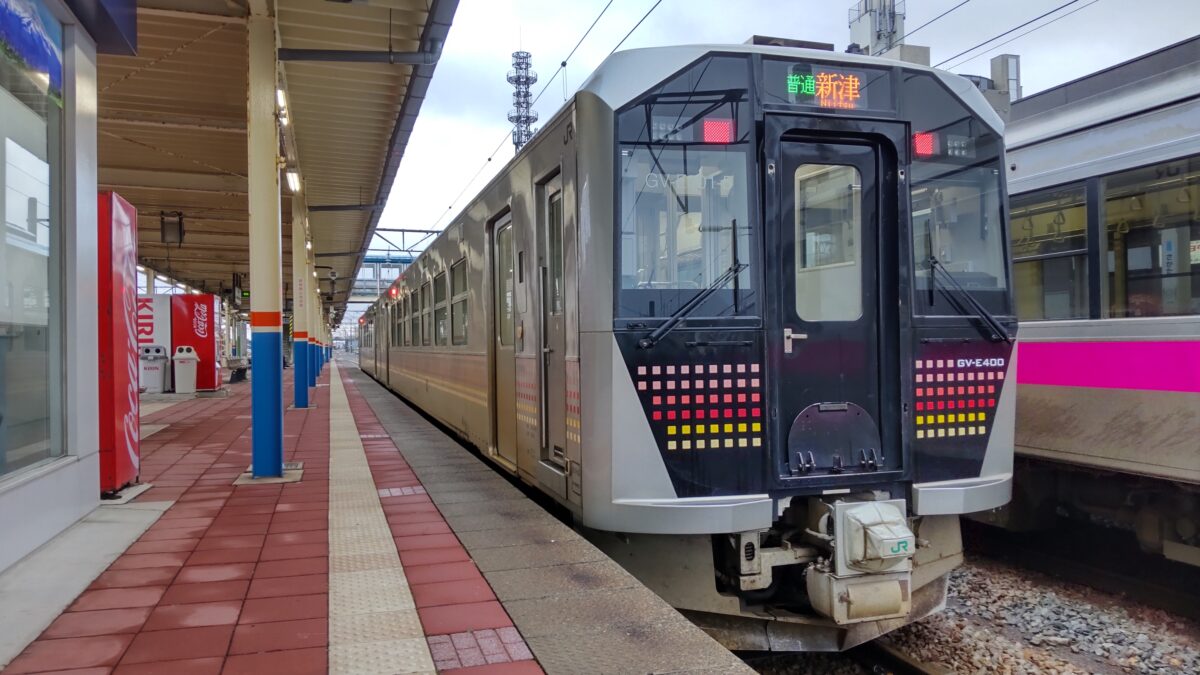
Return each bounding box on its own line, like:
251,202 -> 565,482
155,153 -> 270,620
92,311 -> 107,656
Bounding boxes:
136,294 -> 173,390
97,192 -> 140,494
171,294 -> 222,390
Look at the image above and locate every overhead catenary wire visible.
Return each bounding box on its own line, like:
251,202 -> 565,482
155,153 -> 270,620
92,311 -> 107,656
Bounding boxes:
429,0 -> 664,231
940,0 -> 1103,71
873,0 -> 972,56
934,0 -> 1085,68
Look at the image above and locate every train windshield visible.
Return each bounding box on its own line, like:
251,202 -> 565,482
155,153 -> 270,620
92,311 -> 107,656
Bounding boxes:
616,56 -> 756,319
901,72 -> 1011,316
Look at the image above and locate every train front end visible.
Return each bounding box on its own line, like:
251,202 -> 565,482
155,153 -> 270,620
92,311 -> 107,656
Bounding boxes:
577,46 -> 1018,650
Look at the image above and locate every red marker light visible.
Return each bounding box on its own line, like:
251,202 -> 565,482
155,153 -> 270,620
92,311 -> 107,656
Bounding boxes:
913,132 -> 937,158
702,118 -> 735,144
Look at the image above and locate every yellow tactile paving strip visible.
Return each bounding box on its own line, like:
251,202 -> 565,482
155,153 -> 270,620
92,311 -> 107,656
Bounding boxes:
327,363 -> 436,674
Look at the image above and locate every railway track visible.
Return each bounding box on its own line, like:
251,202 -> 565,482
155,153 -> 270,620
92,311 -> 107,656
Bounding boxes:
847,640 -> 953,675
962,519 -> 1200,622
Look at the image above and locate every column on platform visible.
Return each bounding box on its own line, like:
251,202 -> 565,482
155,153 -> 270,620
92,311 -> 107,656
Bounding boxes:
291,195 -> 309,408
309,279 -> 319,380
247,11 -> 284,478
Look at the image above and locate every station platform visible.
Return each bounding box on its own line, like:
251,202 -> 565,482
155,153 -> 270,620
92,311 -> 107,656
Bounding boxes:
0,359 -> 750,675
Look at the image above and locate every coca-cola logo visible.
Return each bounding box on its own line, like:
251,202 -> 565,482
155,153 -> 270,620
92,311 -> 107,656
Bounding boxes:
194,302 -> 209,338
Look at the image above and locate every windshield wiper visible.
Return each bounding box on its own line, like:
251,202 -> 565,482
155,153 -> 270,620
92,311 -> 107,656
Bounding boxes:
638,262 -> 747,349
927,257 -> 1013,344
639,219 -> 747,349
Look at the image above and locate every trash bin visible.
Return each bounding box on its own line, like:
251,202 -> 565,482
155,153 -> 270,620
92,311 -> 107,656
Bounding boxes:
139,345 -> 169,393
173,346 -> 200,394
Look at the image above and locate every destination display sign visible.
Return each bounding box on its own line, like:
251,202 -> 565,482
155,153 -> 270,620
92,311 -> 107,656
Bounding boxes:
762,59 -> 893,112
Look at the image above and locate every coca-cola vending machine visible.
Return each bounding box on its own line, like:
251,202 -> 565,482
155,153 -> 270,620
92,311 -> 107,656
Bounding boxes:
171,295 -> 222,391
98,192 -> 140,494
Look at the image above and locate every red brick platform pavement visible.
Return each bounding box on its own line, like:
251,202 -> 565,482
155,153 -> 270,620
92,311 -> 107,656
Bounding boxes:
2,364 -> 541,674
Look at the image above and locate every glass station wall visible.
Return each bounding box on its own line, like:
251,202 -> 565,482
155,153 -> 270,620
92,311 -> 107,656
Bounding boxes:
1,0 -> 65,479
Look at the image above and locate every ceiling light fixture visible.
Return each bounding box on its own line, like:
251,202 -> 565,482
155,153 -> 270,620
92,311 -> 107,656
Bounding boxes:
286,170 -> 301,193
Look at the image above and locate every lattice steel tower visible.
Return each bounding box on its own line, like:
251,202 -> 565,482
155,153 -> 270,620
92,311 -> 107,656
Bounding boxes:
507,51 -> 538,151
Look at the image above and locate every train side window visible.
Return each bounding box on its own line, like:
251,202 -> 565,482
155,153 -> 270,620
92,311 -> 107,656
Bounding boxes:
420,281 -> 431,346
1010,184 -> 1088,320
410,292 -> 420,346
401,296 -> 409,346
451,259 -> 468,345
393,302 -> 401,346
434,272 -> 448,345
1103,156 -> 1200,318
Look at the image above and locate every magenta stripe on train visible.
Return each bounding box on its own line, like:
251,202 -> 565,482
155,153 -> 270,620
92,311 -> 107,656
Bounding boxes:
1017,341 -> 1200,393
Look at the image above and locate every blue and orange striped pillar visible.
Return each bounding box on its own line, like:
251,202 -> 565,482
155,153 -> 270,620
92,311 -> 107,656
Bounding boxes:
247,11 -> 283,478
291,196 -> 308,409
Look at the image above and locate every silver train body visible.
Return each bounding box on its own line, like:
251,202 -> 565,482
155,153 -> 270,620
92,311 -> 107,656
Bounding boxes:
1000,36 -> 1200,566
362,44 -> 1019,649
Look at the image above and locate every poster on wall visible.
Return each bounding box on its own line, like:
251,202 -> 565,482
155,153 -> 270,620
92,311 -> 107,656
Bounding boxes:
0,0 -> 63,106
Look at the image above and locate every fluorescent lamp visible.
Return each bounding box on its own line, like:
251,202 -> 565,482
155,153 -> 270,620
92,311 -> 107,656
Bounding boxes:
280,114 -> 289,127
306,240 -> 312,251
276,88 -> 287,109
286,170 -> 301,193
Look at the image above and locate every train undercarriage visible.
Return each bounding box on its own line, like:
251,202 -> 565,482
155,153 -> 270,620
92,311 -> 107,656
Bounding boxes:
589,496 -> 964,652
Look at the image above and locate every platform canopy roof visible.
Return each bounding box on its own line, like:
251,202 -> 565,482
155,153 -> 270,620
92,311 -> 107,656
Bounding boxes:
97,0 -> 457,325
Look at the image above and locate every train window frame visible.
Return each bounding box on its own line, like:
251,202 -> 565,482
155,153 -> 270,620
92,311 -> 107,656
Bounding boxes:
1009,182 -> 1089,321
434,271 -> 449,345
451,258 -> 468,345
613,53 -> 760,323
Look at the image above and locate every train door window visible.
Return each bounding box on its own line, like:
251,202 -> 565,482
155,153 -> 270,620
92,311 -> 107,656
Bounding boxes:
434,272 -> 448,345
451,259 -> 468,345
497,223 -> 515,345
1103,156 -> 1200,317
547,190 -> 564,314
420,281 -> 431,345
793,163 -> 863,321
1010,184 -> 1088,320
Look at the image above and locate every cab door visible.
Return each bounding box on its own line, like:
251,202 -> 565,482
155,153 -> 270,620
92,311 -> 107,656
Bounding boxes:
766,117 -> 902,486
491,216 -> 519,467
536,176 -> 568,498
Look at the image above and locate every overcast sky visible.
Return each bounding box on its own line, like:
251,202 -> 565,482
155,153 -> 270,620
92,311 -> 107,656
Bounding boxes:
342,0 -> 1198,328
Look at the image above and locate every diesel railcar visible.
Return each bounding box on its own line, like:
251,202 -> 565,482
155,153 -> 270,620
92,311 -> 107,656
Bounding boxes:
362,43 -> 1017,650
996,36 -> 1200,567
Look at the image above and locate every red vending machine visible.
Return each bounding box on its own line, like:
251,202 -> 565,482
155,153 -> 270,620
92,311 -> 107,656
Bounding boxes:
97,192 -> 141,494
171,294 -> 222,390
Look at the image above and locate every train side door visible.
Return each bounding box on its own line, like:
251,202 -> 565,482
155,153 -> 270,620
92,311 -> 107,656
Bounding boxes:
767,122 -> 901,485
491,216 -> 519,467
537,176 -> 568,497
